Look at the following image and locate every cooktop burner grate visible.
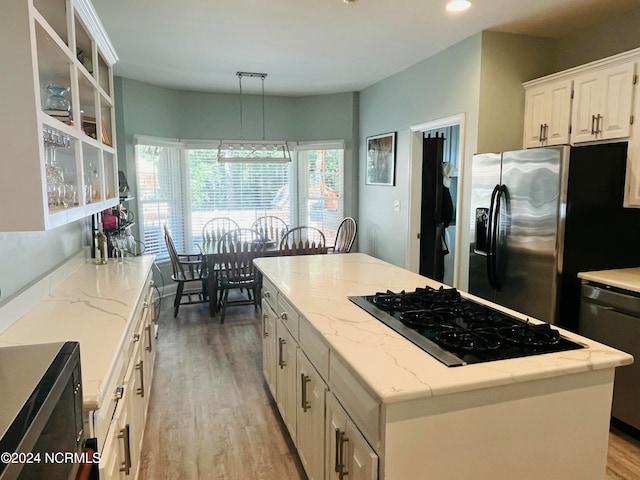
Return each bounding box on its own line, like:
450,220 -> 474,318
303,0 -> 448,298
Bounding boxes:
349,286 -> 585,367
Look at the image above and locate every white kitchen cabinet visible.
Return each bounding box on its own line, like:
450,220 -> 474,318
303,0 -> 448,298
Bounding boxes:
1,0 -> 119,231
523,78 -> 572,148
99,343 -> 139,480
261,299 -> 277,397
296,350 -> 327,480
326,393 -> 378,480
276,318 -> 298,443
570,62 -> 635,144
97,273 -> 156,479
625,62 -> 640,208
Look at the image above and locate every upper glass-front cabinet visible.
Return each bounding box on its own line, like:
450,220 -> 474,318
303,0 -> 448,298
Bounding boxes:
0,0 -> 118,231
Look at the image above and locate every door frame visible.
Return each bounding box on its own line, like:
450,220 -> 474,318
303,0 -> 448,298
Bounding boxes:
407,113 -> 466,288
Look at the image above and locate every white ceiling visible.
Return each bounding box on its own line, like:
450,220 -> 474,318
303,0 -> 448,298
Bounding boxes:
92,0 -> 640,96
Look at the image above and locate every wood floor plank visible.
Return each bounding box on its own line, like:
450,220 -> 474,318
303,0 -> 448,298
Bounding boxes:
139,294 -> 640,479
138,295 -> 306,480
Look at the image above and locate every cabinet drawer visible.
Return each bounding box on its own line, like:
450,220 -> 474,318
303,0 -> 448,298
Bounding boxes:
278,293 -> 299,339
263,277 -> 278,312
299,317 -> 329,382
329,355 -> 381,452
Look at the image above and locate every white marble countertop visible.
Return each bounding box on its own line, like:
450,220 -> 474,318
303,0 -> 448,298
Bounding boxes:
255,253 -> 633,404
578,267 -> 640,294
0,256 -> 155,410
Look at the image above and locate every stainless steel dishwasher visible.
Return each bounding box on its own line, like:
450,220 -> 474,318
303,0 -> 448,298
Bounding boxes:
579,282 -> 640,431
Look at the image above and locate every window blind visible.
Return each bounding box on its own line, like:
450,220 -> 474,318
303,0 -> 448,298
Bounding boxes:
135,143 -> 186,260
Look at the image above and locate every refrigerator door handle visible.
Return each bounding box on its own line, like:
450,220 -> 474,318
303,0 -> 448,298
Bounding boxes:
486,184 -> 501,290
491,185 -> 507,291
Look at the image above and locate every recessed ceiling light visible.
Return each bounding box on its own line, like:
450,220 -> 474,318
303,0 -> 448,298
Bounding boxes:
343,0 -> 358,3
446,0 -> 472,12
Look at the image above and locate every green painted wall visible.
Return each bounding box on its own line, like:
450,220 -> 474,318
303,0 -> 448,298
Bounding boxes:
555,6 -> 640,71
358,34 -> 482,281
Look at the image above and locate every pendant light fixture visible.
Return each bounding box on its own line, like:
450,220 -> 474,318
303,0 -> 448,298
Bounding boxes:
218,72 -> 291,163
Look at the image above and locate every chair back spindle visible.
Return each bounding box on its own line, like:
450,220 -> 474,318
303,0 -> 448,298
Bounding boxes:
280,226 -> 327,255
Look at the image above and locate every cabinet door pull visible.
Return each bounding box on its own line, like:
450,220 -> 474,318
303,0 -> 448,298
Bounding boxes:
539,123 -> 544,142
544,124 -> 549,141
118,424 -> 132,475
278,338 -> 287,368
339,432 -> 350,479
145,324 -> 152,352
334,428 -> 341,473
300,373 -> 311,412
591,114 -> 597,134
262,314 -> 269,338
280,311 -> 287,321
135,360 -> 145,397
596,114 -> 603,134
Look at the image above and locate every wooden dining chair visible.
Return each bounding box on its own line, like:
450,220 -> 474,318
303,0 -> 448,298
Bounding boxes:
215,228 -> 266,323
329,217 -> 357,253
202,217 -> 240,243
163,225 -> 208,317
279,226 -> 327,255
251,215 -> 288,244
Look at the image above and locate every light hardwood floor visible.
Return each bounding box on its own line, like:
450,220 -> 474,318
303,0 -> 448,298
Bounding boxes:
139,297 -> 640,480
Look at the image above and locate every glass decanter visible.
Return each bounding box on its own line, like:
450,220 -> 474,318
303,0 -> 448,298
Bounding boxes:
44,85 -> 70,112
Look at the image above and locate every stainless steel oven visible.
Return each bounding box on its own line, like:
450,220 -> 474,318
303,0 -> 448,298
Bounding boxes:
0,342 -> 86,480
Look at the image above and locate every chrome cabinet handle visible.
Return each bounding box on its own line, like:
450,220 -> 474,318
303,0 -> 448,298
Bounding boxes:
133,333 -> 140,342
338,430 -> 349,479
145,325 -> 152,352
118,424 -> 132,475
280,311 -> 287,321
334,428 -> 341,473
262,314 -> 269,338
543,124 -> 549,141
278,338 -> 287,368
135,360 -> 145,397
300,374 -> 311,412
591,114 -> 597,134
264,291 -> 271,298
596,114 -> 603,134
539,123 -> 544,141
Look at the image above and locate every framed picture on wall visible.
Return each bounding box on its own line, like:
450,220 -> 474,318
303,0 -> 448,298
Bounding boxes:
366,132 -> 396,186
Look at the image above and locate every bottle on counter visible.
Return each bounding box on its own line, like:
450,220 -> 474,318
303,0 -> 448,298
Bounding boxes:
95,222 -> 108,265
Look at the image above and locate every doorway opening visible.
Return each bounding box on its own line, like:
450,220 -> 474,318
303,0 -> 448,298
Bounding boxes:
408,114 -> 465,288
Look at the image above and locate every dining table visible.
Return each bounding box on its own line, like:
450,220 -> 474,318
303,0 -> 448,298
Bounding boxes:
197,239 -> 282,316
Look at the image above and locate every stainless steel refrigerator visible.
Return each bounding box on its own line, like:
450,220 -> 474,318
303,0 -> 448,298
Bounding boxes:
468,142 -> 640,331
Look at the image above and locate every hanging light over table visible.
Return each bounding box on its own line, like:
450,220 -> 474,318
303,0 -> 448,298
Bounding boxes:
218,72 -> 291,163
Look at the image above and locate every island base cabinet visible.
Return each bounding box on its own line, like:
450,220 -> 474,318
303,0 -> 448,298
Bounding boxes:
261,300 -> 277,397
276,318 -> 298,443
296,350 -> 327,480
381,369 -> 614,480
326,393 -> 378,480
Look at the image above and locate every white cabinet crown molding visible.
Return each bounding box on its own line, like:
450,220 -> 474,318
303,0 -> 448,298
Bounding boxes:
523,46 -> 640,88
74,0 -> 119,65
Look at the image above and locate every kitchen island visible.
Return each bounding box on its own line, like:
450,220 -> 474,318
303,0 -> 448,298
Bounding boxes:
255,253 -> 633,480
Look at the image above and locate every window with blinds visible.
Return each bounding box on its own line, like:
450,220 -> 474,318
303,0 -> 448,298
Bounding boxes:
296,144 -> 344,246
187,148 -> 292,246
134,137 -> 345,260
135,141 -> 185,261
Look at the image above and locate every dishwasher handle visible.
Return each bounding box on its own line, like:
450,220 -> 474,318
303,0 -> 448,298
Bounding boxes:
581,283 -> 640,318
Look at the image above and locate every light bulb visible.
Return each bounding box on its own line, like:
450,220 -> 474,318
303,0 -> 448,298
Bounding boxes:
446,0 -> 471,12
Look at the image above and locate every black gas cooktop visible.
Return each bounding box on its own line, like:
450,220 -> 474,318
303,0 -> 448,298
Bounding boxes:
349,286 -> 585,367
